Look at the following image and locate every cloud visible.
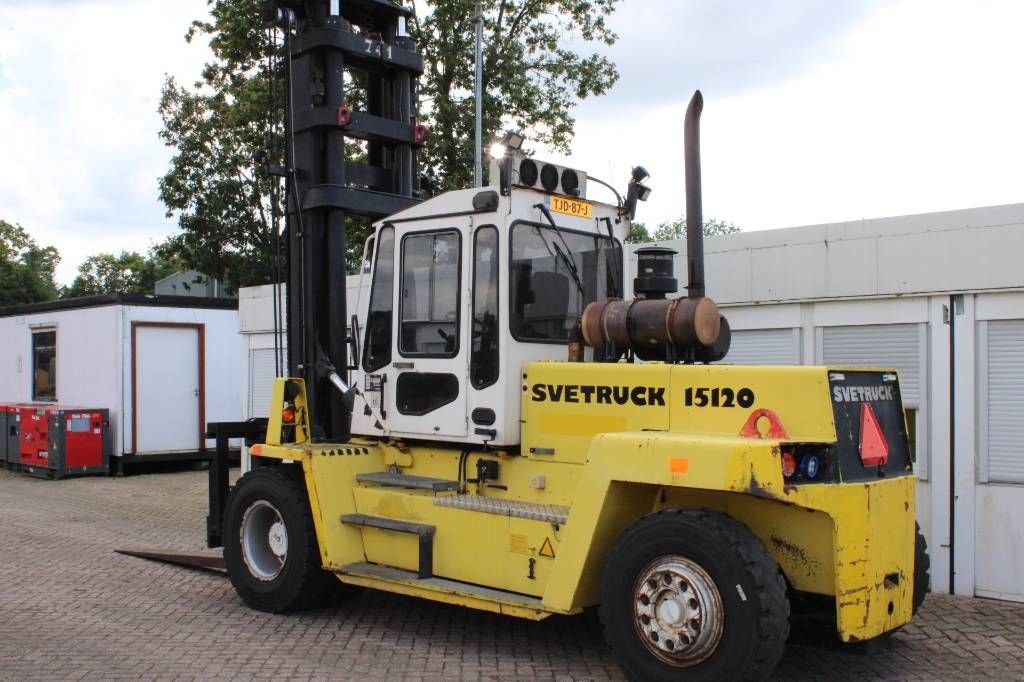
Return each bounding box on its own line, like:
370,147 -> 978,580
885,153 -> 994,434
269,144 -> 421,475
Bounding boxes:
570,0 -> 877,111
0,0 -> 211,284
546,0 -> 1024,233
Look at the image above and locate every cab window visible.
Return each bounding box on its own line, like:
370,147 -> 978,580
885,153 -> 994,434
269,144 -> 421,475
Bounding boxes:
399,230 -> 461,357
471,226 -> 499,388
510,222 -> 620,342
362,226 -> 394,372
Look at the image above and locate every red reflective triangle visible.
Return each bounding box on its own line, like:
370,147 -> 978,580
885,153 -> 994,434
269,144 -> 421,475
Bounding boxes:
859,403 -> 889,467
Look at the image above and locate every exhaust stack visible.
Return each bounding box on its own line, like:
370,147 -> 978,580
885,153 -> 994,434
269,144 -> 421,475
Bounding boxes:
580,89 -> 730,363
685,90 -> 705,299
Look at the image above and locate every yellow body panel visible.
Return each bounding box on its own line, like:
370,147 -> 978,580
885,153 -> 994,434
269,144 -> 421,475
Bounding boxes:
256,365 -> 916,643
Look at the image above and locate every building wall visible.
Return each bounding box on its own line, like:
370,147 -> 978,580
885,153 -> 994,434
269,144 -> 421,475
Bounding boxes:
0,305 -> 120,410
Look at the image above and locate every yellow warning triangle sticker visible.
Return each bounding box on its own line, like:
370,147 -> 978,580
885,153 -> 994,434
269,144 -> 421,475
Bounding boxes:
539,537 -> 556,559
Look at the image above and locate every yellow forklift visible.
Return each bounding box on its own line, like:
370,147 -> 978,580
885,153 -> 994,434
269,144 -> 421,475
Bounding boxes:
206,2 -> 928,679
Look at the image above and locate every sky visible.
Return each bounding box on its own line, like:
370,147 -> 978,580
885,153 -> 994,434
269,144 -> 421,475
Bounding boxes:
1,1 -> 1022,284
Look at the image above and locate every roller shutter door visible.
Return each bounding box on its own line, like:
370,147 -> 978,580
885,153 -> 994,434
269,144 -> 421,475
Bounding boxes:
249,348 -> 279,419
821,324 -> 921,405
984,319 -> 1024,483
727,329 -> 798,365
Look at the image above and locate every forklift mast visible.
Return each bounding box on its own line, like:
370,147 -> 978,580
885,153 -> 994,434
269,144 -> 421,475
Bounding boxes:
270,0 -> 424,441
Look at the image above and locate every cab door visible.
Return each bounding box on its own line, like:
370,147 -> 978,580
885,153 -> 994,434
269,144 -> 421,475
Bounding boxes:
383,221 -> 469,438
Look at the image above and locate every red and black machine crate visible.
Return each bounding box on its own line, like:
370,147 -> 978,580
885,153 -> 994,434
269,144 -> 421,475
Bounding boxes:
8,405 -> 111,479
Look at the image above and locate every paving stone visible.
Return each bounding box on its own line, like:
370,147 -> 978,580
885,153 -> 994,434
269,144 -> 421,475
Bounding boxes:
1,468 -> 1023,680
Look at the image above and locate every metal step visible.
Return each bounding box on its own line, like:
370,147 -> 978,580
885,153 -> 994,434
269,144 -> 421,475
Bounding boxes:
337,562 -> 554,619
340,513 -> 435,578
356,471 -> 460,492
433,495 -> 569,525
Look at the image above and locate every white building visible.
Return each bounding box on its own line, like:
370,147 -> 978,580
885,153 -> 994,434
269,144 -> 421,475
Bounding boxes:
0,294 -> 243,471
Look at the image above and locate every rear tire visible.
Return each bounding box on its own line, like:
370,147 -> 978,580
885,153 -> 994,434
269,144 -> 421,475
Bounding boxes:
223,466 -> 343,612
912,521 -> 930,615
600,508 -> 789,681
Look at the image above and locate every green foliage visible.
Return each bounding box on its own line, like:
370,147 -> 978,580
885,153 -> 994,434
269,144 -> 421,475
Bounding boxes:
651,217 -> 741,241
158,0 -> 281,290
61,246 -> 182,298
625,221 -> 650,244
159,0 -> 620,281
413,0 -> 620,190
0,220 -> 60,306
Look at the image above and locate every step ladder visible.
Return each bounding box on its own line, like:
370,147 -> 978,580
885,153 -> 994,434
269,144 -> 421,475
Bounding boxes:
340,513 -> 435,578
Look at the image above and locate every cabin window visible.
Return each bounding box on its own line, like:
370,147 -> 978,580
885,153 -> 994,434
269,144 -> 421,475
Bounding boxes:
471,226 -> 499,388
396,372 -> 460,415
399,230 -> 461,357
509,221 -> 621,343
32,328 -> 57,402
362,226 -> 395,372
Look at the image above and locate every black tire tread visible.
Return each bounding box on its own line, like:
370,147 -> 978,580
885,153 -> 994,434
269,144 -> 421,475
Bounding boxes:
912,521 -> 930,615
599,508 -> 790,681
224,466 -> 342,613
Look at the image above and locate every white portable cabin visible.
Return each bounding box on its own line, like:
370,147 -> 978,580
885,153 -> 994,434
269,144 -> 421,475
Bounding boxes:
0,294 -> 242,468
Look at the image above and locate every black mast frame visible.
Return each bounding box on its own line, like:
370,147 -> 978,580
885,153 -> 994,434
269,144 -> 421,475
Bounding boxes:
275,0 -> 423,441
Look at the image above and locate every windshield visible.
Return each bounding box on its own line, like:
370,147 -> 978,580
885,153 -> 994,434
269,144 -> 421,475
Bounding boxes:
510,221 -> 621,343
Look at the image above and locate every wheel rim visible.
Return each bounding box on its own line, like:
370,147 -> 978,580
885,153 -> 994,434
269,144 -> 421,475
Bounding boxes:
632,555 -> 725,667
240,500 -> 288,581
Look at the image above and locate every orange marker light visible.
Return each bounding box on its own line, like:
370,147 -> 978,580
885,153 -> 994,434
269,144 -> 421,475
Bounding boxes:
282,406 -> 296,424
670,458 -> 689,474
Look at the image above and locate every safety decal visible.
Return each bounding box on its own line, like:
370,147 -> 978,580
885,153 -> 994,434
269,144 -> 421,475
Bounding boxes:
539,537 -> 556,559
510,534 -> 530,555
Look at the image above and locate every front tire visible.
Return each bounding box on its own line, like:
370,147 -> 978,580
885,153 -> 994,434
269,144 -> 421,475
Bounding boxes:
600,508 -> 789,681
223,466 -> 342,612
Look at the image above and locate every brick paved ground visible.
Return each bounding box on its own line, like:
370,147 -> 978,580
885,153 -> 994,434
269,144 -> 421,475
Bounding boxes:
1,467 -> 1023,681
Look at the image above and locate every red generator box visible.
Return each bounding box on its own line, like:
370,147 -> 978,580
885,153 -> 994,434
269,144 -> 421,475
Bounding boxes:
16,406 -> 111,479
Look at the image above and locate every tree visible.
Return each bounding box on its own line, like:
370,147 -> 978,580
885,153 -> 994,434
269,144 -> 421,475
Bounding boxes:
61,246 -> 182,298
414,0 -> 619,190
625,221 -> 650,244
651,217 -> 741,241
0,220 -> 60,306
159,0 -> 620,283
158,0 -> 279,290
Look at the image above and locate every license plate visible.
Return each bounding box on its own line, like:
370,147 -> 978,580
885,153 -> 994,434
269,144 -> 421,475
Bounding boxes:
550,195 -> 592,219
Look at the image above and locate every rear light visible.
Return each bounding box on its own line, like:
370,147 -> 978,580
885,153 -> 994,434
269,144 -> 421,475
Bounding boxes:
781,449 -> 798,478
337,105 -> 353,126
859,403 -> 889,467
800,453 -> 821,479
282,406 -> 296,424
413,124 -> 430,145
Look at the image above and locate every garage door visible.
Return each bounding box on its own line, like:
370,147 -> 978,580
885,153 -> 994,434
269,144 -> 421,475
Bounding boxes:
821,323 -> 926,478
249,348 -> 278,420
727,329 -> 799,365
975,317 -> 1024,602
980,319 -> 1024,483
820,324 -> 922,405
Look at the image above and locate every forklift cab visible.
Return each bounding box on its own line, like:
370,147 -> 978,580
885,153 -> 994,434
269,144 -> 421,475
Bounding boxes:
350,162 -> 629,447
